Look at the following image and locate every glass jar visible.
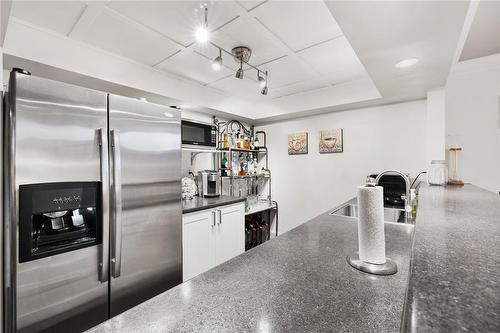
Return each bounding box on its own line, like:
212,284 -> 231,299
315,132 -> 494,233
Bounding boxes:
428,160 -> 448,185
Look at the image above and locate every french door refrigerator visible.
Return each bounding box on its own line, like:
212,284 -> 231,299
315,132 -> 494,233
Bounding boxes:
3,69 -> 182,333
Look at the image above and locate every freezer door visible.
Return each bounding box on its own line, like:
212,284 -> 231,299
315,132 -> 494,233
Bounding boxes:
9,73 -> 109,333
108,94 -> 182,316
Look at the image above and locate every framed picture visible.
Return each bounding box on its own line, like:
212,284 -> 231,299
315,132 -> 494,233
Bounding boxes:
319,129 -> 343,153
288,132 -> 308,155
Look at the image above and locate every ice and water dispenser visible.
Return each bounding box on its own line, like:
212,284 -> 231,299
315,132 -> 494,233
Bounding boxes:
18,182 -> 102,263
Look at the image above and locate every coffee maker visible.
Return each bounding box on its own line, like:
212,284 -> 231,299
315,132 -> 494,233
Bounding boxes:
198,170 -> 220,197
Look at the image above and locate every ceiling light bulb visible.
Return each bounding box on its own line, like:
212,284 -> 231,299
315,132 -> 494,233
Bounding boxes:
212,56 -> 222,71
261,86 -> 268,95
195,26 -> 209,43
395,58 -> 419,68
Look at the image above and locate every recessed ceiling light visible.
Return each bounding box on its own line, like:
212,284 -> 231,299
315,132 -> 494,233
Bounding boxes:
163,112 -> 174,118
395,58 -> 419,68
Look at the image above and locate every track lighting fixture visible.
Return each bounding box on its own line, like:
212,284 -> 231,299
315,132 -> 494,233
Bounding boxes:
195,5 -> 209,43
194,8 -> 270,95
235,60 -> 244,79
212,48 -> 222,71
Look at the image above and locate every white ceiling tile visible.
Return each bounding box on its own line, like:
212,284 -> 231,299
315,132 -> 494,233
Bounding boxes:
10,1 -> 86,35
77,9 -> 181,66
236,1 -> 266,11
260,56 -> 316,88
107,1 -> 239,47
211,19 -> 287,65
252,1 -> 343,52
298,37 -> 368,84
276,79 -> 328,96
156,51 -> 233,85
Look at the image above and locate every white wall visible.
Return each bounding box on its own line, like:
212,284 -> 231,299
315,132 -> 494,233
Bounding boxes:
256,100 -> 427,233
426,88 -> 446,164
445,54 -> 500,193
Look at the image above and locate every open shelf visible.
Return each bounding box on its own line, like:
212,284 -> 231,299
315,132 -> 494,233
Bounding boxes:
218,147 -> 267,153
220,174 -> 270,179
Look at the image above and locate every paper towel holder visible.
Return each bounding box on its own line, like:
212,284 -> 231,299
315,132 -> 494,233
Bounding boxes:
347,252 -> 397,275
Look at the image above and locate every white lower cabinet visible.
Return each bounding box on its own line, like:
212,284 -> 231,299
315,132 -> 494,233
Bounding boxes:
182,202 -> 244,282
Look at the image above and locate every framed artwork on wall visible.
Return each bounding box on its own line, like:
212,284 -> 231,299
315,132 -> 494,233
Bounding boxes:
288,132 -> 308,155
319,129 -> 343,153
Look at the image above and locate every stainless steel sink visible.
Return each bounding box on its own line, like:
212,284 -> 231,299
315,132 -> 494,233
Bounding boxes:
329,203 -> 410,223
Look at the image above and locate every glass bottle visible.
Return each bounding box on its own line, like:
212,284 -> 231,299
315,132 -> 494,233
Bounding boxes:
221,153 -> 228,177
236,131 -> 241,149
254,135 -> 260,148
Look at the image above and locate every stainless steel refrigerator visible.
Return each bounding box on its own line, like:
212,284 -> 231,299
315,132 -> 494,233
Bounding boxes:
3,69 -> 182,333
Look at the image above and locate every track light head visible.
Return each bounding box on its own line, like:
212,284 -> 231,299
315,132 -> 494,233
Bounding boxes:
212,56 -> 222,71
195,6 -> 209,43
261,86 -> 268,95
235,60 -> 244,79
196,27 -> 209,43
235,68 -> 244,79
257,71 -> 266,87
212,48 -> 222,71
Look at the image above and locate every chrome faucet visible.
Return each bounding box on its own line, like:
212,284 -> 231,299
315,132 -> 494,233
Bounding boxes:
374,170 -> 412,217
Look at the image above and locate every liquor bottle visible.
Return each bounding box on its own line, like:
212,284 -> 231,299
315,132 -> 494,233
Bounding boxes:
229,131 -> 235,148
236,131 -> 241,149
221,153 -> 228,177
254,135 -> 260,148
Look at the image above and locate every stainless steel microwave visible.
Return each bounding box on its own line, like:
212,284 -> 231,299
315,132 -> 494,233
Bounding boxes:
181,120 -> 217,148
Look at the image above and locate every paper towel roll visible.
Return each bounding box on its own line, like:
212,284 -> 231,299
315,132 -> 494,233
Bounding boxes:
357,185 -> 386,264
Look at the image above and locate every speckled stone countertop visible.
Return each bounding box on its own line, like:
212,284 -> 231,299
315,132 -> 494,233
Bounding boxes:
402,184 -> 500,332
87,210 -> 414,332
182,195 -> 246,214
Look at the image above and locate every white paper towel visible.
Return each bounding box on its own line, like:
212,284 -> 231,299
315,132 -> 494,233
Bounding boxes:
357,185 -> 386,264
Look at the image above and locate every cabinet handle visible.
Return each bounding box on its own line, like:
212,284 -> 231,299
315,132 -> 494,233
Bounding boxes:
218,209 -> 222,225
211,211 -> 216,227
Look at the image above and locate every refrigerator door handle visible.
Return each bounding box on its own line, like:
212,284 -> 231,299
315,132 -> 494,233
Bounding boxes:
97,128 -> 110,283
110,129 -> 123,278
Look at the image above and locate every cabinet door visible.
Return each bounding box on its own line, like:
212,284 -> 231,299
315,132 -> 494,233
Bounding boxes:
182,210 -> 216,281
215,203 -> 245,266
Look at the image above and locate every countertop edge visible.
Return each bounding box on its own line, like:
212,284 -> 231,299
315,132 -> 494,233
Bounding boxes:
182,196 -> 246,214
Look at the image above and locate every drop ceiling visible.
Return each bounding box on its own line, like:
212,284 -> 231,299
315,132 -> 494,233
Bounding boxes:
4,1 -> 476,122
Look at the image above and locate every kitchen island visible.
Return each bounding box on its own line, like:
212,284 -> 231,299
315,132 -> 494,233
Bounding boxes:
88,206 -> 414,332
87,184 -> 499,332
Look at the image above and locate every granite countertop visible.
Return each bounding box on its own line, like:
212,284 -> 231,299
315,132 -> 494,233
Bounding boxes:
182,195 -> 246,214
87,208 -> 414,332
402,184 -> 500,332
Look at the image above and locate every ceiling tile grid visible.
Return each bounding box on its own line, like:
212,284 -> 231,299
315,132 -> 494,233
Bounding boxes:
251,0 -> 343,52
8,0 -> 374,109
76,8 -> 182,66
10,0 -> 87,36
